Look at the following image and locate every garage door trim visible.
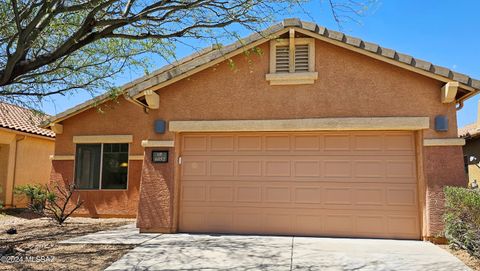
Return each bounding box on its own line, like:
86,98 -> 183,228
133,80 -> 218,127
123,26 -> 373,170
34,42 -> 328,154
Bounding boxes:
169,117 -> 429,132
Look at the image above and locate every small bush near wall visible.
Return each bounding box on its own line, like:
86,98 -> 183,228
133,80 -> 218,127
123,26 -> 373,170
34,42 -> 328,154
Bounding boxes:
14,184 -> 48,213
444,186 -> 480,259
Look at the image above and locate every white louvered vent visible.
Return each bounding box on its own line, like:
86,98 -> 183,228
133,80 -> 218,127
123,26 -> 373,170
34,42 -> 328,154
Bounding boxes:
294,44 -> 309,72
275,45 -> 290,73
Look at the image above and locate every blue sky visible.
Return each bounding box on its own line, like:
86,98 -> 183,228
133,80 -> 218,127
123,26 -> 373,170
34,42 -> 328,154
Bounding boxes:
41,0 -> 480,128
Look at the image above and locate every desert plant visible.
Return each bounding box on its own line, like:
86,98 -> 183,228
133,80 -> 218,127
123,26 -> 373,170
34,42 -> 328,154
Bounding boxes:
43,182 -> 84,225
13,184 -> 49,213
444,186 -> 480,259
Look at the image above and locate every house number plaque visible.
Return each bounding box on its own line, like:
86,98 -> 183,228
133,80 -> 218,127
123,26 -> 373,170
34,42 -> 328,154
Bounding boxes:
152,151 -> 168,163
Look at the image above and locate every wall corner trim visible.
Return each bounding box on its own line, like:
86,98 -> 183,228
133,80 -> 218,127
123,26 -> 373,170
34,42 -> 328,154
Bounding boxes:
73,135 -> 133,144
141,140 -> 175,148
169,117 -> 430,132
423,138 -> 465,147
50,155 -> 75,161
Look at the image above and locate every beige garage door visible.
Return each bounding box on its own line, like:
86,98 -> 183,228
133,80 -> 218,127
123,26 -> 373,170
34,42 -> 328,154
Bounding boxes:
179,131 -> 420,239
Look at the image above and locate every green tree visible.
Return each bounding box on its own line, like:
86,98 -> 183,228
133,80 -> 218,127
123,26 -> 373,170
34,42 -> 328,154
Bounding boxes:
0,0 -> 373,106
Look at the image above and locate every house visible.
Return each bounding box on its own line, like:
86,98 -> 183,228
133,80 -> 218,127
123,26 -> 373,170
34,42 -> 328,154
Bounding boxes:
0,102 -> 55,207
459,101 -> 480,186
45,19 -> 478,241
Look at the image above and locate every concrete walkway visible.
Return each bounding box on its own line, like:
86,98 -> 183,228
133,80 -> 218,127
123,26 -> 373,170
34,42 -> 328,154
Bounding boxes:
104,233 -> 471,271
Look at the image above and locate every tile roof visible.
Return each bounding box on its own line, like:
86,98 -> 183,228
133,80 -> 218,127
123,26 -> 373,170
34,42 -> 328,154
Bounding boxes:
46,18 -> 480,126
458,123 -> 477,137
459,122 -> 480,139
0,102 -> 55,138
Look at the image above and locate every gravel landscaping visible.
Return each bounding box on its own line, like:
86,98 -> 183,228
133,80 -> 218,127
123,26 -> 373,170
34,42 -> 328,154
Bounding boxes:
0,209 -> 135,271
440,245 -> 480,271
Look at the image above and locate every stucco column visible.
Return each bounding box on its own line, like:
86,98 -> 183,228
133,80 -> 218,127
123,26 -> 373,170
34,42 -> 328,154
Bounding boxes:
136,147 -> 175,233
423,146 -> 467,238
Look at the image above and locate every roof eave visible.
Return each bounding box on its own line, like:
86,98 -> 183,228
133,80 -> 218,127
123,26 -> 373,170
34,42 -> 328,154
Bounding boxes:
45,18 -> 480,127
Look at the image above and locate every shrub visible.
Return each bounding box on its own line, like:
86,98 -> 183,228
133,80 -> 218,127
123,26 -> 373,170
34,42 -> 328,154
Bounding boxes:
43,182 -> 84,225
13,184 -> 50,213
444,186 -> 480,259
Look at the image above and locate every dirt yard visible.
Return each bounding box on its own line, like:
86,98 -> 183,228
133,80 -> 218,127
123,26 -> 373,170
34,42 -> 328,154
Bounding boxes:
439,245 -> 480,271
0,209 -> 135,271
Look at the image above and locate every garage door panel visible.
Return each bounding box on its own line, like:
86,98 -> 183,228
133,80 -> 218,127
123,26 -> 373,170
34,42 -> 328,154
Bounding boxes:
182,155 -> 415,183
236,186 -> 262,202
180,206 -> 419,238
294,187 -> 321,203
294,161 -> 321,177
387,215 -> 420,235
386,187 -> 417,206
208,186 -> 234,202
294,135 -> 321,150
182,132 -> 415,156
353,160 -> 385,177
354,188 -> 384,206
353,135 -> 384,151
182,135 -> 208,152
179,132 -> 420,239
182,185 -> 206,202
356,215 -> 386,234
264,186 -> 292,203
385,134 -> 415,151
324,160 -> 352,178
182,159 -> 207,176
233,212 -> 264,232
237,160 -> 262,176
206,212 -> 233,230
237,136 -> 262,151
265,135 -> 291,151
210,160 -> 234,176
386,160 -> 416,178
181,181 -> 418,211
209,135 -> 235,151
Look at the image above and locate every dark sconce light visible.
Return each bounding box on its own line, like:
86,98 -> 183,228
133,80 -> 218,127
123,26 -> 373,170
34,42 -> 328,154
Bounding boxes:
155,119 -> 166,134
434,115 -> 448,132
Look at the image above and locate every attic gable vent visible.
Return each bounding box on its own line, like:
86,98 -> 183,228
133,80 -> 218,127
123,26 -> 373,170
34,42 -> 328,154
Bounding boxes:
267,29 -> 318,85
275,44 -> 310,73
294,44 -> 309,72
275,45 -> 290,73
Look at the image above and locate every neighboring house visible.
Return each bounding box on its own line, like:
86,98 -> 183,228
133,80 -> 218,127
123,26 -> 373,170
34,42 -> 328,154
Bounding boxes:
458,101 -> 480,186
45,19 -> 478,241
0,102 -> 55,207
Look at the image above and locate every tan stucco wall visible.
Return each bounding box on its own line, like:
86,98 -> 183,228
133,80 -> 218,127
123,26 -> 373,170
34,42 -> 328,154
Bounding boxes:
0,129 -> 54,206
0,143 -> 9,203
53,37 -> 463,233
55,39 -> 458,155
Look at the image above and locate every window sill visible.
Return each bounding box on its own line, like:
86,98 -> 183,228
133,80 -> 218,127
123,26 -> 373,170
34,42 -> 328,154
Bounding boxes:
265,72 -> 318,85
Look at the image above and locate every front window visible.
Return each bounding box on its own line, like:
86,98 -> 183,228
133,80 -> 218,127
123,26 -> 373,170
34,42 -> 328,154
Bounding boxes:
75,143 -> 129,190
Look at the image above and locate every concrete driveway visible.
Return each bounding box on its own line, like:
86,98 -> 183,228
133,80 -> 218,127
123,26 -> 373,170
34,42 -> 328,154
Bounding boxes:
105,234 -> 470,271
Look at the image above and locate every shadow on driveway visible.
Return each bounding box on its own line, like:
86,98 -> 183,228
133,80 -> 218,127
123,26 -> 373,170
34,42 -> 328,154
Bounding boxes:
105,234 -> 471,271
